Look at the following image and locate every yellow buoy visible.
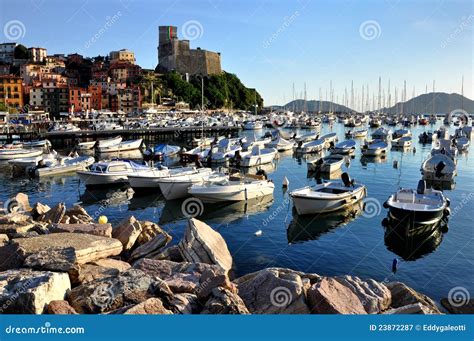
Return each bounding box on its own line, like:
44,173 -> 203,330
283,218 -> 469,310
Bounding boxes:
98,215 -> 108,224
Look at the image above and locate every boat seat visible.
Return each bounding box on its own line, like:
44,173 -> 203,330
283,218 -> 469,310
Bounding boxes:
417,180 -> 426,195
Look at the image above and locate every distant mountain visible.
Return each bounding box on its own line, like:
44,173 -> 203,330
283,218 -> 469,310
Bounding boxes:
270,93 -> 473,114
272,99 -> 353,113
381,92 -> 473,114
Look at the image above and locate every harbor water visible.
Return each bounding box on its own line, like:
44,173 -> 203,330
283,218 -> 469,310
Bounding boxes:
0,122 -> 472,302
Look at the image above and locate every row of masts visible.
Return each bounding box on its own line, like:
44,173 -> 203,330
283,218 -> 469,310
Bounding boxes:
288,76 -> 465,114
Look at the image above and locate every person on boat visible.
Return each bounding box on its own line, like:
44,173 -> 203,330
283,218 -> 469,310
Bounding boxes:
233,150 -> 242,168
256,168 -> 268,179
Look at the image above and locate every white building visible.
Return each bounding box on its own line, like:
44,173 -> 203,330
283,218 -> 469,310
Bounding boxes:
29,87 -> 44,107
28,47 -> 47,63
0,43 -> 18,63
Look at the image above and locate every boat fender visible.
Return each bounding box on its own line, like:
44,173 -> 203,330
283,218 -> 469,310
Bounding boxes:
446,198 -> 450,207
381,217 -> 389,227
383,201 -> 389,209
443,207 -> 451,217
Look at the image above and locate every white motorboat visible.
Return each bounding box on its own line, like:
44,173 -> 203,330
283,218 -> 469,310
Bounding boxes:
8,150 -> 58,171
188,173 -> 274,203
383,180 -> 450,235
210,138 -> 242,163
157,168 -> 218,200
128,166 -> 205,189
265,136 -> 294,152
392,129 -> 411,140
96,136 -> 123,149
331,140 -> 356,155
290,173 -> 366,215
295,132 -> 318,143
320,132 -> 338,148
372,127 -> 392,141
240,146 -> 278,167
347,129 -> 368,138
144,144 -> 181,160
361,140 -> 388,156
421,153 -> 457,183
307,154 -> 344,173
297,138 -> 325,154
0,148 -> 43,160
418,131 -> 436,144
77,159 -> 149,186
97,139 -> 143,153
431,139 -> 458,159
454,136 -> 470,151
35,156 -> 95,177
243,121 -> 263,130
77,141 -> 97,151
392,136 -> 412,148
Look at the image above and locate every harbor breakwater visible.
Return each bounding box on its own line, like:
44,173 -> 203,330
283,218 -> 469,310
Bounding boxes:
0,193 -> 468,315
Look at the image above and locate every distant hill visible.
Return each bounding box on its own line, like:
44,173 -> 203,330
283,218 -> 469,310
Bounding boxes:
270,93 -> 473,114
382,92 -> 473,114
272,99 -> 353,113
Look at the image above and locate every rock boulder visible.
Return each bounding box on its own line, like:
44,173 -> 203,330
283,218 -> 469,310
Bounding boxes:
387,282 -> 441,314
112,216 -> 142,252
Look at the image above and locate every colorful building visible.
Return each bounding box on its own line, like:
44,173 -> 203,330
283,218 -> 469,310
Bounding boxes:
110,49 -> 136,64
0,75 -> 24,108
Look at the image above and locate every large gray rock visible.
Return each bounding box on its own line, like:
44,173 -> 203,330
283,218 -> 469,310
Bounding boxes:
384,302 -> 439,314
235,268 -> 310,314
133,258 -> 233,297
387,282 -> 441,314
128,231 -> 172,262
178,218 -> 233,272
51,223 -> 112,238
440,298 -> 474,314
201,287 -> 249,314
0,269 -> 71,314
112,216 -> 142,252
38,202 -> 66,224
24,248 -> 78,272
307,277 -> 367,314
13,233 -> 123,267
335,276 -> 391,314
67,269 -> 173,314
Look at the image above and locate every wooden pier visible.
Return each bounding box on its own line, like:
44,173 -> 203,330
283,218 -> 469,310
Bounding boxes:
1,125 -> 241,148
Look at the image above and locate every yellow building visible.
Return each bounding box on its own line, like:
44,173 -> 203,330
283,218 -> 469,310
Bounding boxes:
110,49 -> 136,64
0,75 -> 24,109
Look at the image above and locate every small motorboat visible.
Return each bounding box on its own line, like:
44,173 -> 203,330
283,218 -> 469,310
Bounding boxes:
361,140 -> 388,156
431,139 -> 458,160
35,155 -> 95,177
294,132 -> 318,143
320,132 -> 338,148
418,131 -> 436,144
307,154 -> 344,173
97,139 -> 143,153
352,129 -> 368,138
290,172 -> 366,215
210,138 -> 242,163
0,148 -> 43,160
372,127 -> 392,141
127,166 -> 206,190
77,159 -> 149,186
331,140 -> 356,155
421,153 -> 457,183
265,136 -> 294,152
242,134 -> 271,151
296,138 -> 325,154
95,136 -> 123,149
157,168 -> 219,200
240,146 -> 278,167
144,144 -> 181,160
188,173 -> 275,203
383,180 -> 450,235
392,129 -> 411,140
392,136 -> 412,148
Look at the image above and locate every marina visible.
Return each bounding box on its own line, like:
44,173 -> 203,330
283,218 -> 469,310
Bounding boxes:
1,115 -> 472,302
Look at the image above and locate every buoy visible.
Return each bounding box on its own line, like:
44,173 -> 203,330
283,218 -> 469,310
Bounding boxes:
282,176 -> 289,188
98,215 -> 108,224
254,230 -> 262,236
393,160 -> 398,169
392,258 -> 398,273
413,147 -> 416,154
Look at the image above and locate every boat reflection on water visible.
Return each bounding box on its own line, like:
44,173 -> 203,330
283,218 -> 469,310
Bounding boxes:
383,217 -> 447,261
425,179 -> 456,191
360,155 -> 388,166
79,187 -> 134,207
159,194 -> 274,225
240,162 -> 277,176
128,192 -> 164,211
96,149 -> 144,161
287,201 -> 363,243
308,168 -> 343,180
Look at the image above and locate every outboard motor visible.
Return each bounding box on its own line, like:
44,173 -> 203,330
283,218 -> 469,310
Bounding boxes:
417,180 -> 427,195
434,161 -> 446,178
329,141 -> 335,149
256,168 -> 268,179
341,172 -> 353,187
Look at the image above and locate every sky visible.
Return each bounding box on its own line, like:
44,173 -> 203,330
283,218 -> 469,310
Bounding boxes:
1,0 -> 472,107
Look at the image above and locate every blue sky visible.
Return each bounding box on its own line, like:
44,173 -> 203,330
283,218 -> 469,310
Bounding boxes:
1,0 -> 472,106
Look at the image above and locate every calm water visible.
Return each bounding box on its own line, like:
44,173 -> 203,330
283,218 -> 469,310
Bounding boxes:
1,122 -> 472,302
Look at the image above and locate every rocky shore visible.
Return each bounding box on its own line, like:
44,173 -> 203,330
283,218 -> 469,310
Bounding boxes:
0,193 -> 466,315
